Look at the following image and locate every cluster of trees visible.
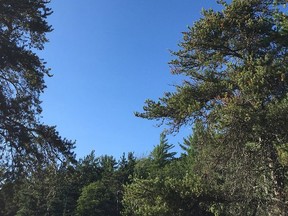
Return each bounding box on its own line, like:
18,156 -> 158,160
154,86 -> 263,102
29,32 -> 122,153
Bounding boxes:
0,131 -> 228,215
1,0 -> 288,215
0,150 -> 136,215
2,124 -> 287,215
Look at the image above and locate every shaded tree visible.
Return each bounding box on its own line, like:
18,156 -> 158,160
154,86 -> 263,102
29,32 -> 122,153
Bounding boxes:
0,0 -> 75,180
116,152 -> 136,185
0,180 -> 19,216
15,166 -> 59,216
76,150 -> 103,187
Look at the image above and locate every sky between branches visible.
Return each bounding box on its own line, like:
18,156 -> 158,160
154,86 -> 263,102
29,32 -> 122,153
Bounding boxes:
41,0 -> 222,159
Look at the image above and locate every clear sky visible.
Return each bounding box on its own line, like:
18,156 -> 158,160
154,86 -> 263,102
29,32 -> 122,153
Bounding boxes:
40,0 -> 221,159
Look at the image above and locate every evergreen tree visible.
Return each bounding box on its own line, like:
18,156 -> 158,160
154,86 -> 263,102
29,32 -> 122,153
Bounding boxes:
136,0 -> 288,214
116,152 -> 136,185
0,0 -> 75,180
122,146 -> 213,216
150,133 -> 176,168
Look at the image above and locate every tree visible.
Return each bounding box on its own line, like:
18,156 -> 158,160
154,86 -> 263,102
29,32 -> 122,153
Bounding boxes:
116,152 -> 136,185
74,152 -> 135,216
55,152 -> 133,216
150,133 -> 176,168
76,180 -> 117,216
76,150 -> 103,187
0,0 -> 75,179
0,179 -> 19,216
15,166 -> 59,216
136,0 -> 288,214
132,133 -> 176,180
122,147 -> 214,216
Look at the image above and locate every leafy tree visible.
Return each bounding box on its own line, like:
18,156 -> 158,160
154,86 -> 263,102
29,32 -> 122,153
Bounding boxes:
75,154 -> 123,216
179,121 -> 203,157
55,151 -> 109,215
136,0 -> 288,214
76,181 -> 117,216
73,152 -> 135,216
115,152 -> 136,213
0,0 -> 75,179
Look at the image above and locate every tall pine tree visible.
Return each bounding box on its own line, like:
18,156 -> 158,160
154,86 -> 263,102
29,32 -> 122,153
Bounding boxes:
137,0 -> 288,214
0,0 -> 75,180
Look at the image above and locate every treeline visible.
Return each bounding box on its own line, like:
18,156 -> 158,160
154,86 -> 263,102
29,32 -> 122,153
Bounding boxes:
1,127 -> 287,215
0,133 -> 177,215
0,131 -> 206,215
0,150 -> 135,215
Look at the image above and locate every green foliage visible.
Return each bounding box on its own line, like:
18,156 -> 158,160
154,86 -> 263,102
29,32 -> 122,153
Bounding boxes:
3,1 -> 288,215
116,152 -> 136,185
75,152 -> 136,216
122,157 -> 215,216
136,0 -> 288,130
15,168 -> 57,216
0,181 -> 19,216
123,177 -> 171,216
0,0 -> 75,179
76,150 -> 103,187
122,132 -> 216,215
76,181 -> 117,216
133,133 -> 177,179
0,151 -> 137,216
150,133 -> 176,168
0,164 -> 64,216
136,0 -> 288,214
99,155 -> 118,175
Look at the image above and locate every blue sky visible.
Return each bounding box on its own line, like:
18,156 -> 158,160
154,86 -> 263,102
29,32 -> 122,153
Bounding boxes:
40,0 -> 221,159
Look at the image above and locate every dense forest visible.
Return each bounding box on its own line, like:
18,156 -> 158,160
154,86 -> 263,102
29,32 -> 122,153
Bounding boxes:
1,0 -> 288,215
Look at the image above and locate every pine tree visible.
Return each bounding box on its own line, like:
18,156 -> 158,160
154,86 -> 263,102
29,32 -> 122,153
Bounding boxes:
136,0 -> 288,214
0,0 -> 75,180
150,133 -> 176,168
